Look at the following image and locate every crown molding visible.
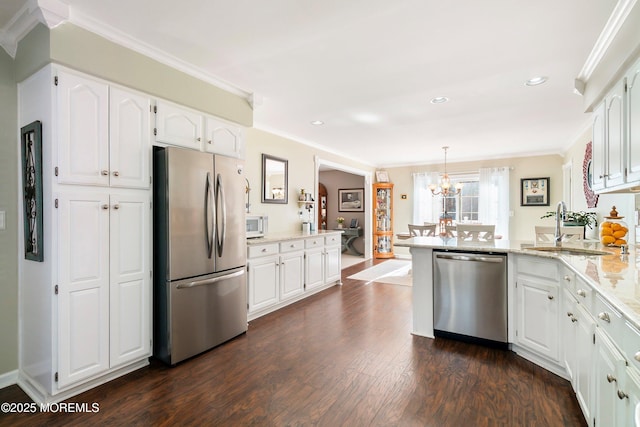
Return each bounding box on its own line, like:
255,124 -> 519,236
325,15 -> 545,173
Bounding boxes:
574,0 -> 638,93
0,0 -> 68,58
69,8 -> 251,99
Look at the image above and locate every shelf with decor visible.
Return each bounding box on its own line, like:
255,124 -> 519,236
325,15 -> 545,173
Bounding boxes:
373,182 -> 394,258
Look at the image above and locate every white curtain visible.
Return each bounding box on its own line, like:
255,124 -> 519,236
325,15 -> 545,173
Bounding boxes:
413,172 -> 441,224
478,167 -> 510,239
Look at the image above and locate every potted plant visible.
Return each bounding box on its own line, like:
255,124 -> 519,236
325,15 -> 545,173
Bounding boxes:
540,210 -> 598,229
336,217 -> 345,229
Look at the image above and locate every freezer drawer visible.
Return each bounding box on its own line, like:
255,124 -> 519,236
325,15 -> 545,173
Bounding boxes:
154,267 -> 247,365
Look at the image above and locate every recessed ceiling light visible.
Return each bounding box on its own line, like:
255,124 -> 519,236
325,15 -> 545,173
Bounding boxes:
430,96 -> 449,104
311,120 -> 324,126
525,76 -> 548,86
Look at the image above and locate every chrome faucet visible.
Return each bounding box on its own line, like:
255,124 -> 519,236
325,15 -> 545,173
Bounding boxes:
554,201 -> 566,246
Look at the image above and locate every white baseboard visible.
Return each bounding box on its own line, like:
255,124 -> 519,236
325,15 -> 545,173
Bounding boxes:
0,369 -> 18,390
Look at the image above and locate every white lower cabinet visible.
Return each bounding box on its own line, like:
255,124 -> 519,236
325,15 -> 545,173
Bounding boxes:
57,190 -> 151,387
247,234 -> 342,320
575,304 -> 596,425
594,328 -> 626,427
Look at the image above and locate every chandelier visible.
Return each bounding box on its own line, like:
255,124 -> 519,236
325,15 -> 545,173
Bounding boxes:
429,146 -> 463,197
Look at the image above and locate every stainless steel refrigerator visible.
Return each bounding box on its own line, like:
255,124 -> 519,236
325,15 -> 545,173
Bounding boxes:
153,146 -> 247,365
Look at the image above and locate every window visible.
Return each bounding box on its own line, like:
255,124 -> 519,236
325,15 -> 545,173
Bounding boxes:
442,179 -> 479,222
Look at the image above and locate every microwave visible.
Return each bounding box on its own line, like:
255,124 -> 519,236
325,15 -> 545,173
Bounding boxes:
246,215 -> 268,238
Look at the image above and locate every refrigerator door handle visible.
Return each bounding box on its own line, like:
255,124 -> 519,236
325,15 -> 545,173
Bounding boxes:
205,172 -> 214,259
176,269 -> 245,289
216,173 -> 227,257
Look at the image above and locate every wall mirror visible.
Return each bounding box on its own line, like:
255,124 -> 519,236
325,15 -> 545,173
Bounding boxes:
262,154 -> 288,204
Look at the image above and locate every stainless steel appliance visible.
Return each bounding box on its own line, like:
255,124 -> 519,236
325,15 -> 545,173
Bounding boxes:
153,146 -> 247,365
246,214 -> 268,238
433,251 -> 508,347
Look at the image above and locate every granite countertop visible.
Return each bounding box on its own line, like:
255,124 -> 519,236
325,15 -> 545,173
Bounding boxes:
246,229 -> 343,245
395,236 -> 640,329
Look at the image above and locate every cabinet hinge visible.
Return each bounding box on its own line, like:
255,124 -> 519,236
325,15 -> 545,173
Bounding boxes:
54,166 -> 58,176
54,285 -> 58,294
54,372 -> 58,382
153,105 -> 157,114
593,333 -> 596,345
54,76 -> 58,86
55,199 -> 58,208
153,128 -> 157,136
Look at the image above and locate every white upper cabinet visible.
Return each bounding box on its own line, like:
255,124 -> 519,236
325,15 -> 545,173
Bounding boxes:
56,70 -> 110,187
204,116 -> 244,158
626,58 -> 640,183
109,87 -> 151,189
56,69 -> 151,189
153,100 -> 203,150
593,56 -> 640,192
154,99 -> 245,158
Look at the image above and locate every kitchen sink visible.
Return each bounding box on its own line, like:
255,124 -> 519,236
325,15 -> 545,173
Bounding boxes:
523,246 -> 613,256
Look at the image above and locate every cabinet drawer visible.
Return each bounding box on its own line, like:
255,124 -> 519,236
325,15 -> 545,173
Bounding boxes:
572,277 -> 595,314
305,237 -> 324,249
594,294 -> 623,344
248,243 -> 279,259
517,256 -> 558,282
324,234 -> 341,246
623,321 -> 640,371
280,240 -> 304,253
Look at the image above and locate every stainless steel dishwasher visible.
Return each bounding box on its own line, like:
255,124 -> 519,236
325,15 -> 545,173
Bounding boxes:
433,250 -> 507,347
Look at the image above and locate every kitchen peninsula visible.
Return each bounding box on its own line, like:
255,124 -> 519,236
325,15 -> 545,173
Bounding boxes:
395,236 -> 640,426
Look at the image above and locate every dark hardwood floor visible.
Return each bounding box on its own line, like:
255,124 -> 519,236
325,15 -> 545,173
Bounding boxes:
1,259 -> 586,427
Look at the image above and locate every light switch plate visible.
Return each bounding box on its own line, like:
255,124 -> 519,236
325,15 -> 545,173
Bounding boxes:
0,210 -> 5,230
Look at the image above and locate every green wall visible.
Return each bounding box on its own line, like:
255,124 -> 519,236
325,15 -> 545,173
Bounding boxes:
0,47 -> 18,377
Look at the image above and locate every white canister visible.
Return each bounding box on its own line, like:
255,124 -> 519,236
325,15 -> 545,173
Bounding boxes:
302,222 -> 311,234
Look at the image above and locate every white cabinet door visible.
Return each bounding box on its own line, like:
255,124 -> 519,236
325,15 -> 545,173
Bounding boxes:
594,328 -> 626,427
109,192 -> 151,368
109,87 -> 151,189
204,116 -> 244,158
622,367 -> 640,427
154,100 -> 203,149
305,248 -> 325,290
324,245 -> 341,284
56,70 -> 109,186
626,59 -> 640,183
248,255 -> 279,312
575,304 -> 595,425
280,251 -> 304,301
605,81 -> 625,188
562,289 -> 578,385
57,191 -> 110,388
516,277 -> 559,362
592,100 -> 606,191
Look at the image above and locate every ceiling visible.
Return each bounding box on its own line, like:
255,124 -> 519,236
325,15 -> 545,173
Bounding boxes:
0,0 -> 620,167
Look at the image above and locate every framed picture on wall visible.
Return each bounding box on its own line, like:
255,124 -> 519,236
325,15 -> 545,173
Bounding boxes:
520,177 -> 550,206
338,188 -> 364,212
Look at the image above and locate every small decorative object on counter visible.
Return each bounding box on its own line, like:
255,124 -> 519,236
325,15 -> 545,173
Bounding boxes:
299,189 -> 306,201
337,217 -> 345,229
600,206 -> 628,247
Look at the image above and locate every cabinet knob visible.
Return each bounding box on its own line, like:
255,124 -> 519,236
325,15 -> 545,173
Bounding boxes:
635,351 -> 640,362
101,170 -> 109,176
113,204 -> 120,210
577,289 -> 586,298
113,171 -> 120,177
208,140 -> 212,145
547,294 -> 554,300
197,137 -> 201,142
598,312 -> 611,323
571,316 -> 577,323
617,390 -> 628,400
607,374 -> 617,383
563,275 -> 571,282
101,204 -> 109,210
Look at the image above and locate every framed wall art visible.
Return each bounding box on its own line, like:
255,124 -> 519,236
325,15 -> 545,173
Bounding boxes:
21,120 -> 44,261
338,188 -> 364,212
521,177 -> 549,207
